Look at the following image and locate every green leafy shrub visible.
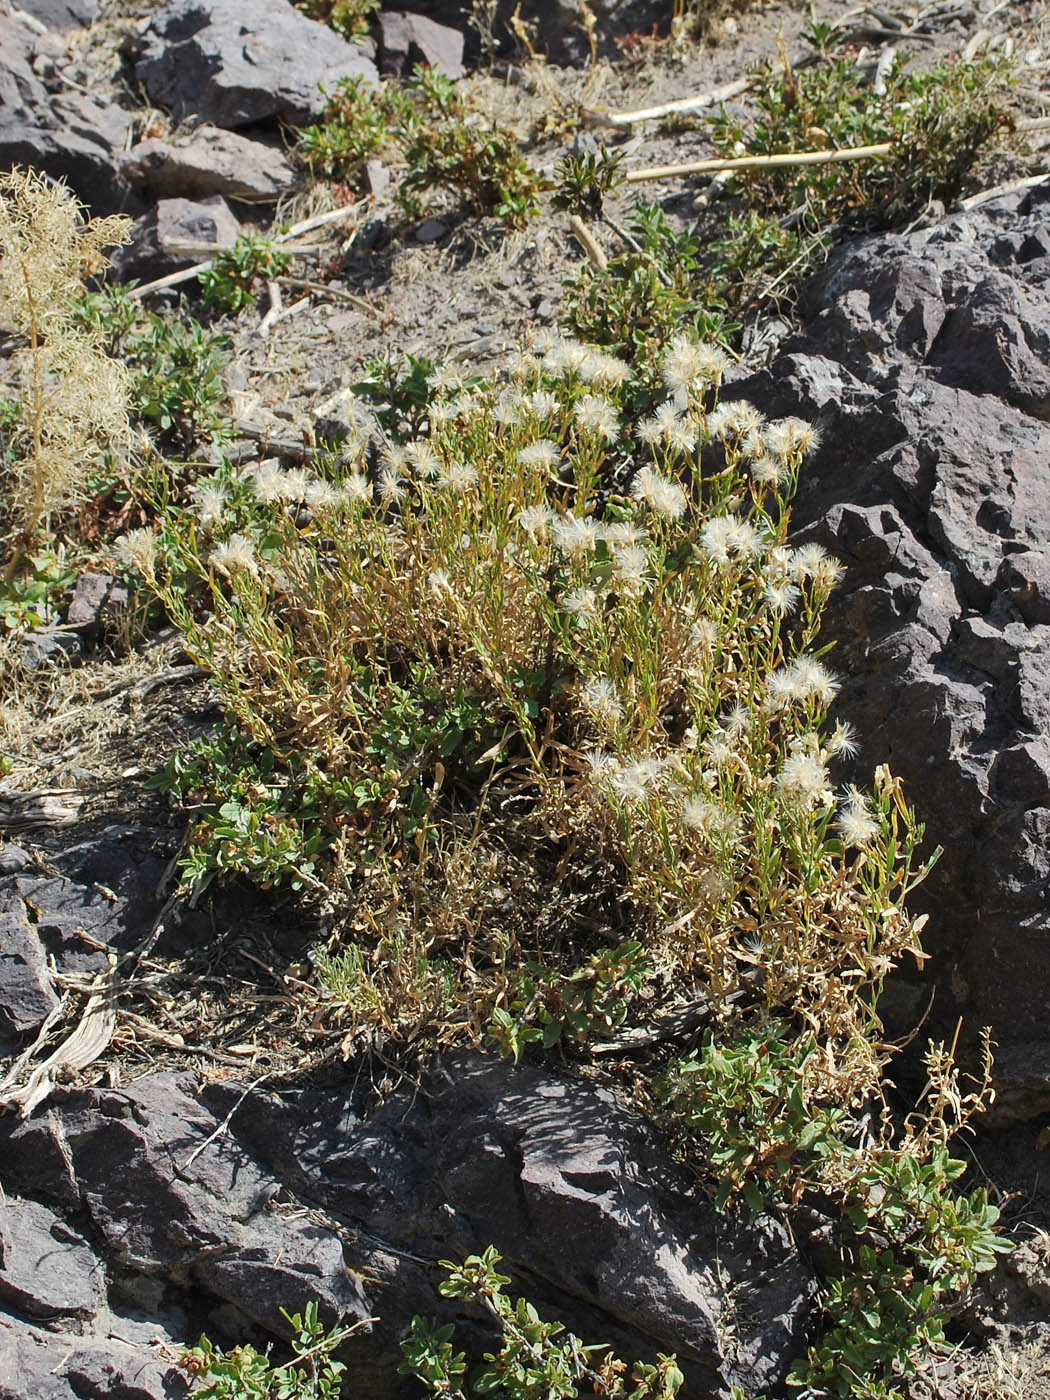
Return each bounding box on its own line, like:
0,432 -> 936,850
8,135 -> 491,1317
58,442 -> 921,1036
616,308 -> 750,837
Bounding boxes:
294,0 -> 378,41
400,1249 -> 684,1400
78,286 -> 230,452
299,67 -> 546,226
705,52 -> 1011,313
183,1300 -> 352,1398
199,233 -> 292,316
562,204 -> 729,385
659,1026 -> 1008,1398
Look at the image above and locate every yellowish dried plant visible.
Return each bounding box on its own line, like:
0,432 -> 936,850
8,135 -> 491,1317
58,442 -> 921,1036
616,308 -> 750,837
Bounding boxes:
0,168 -> 131,577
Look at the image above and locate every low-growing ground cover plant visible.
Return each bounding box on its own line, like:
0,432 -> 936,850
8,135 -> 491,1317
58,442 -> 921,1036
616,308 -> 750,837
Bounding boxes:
199,233 -> 292,316
76,284 -> 230,452
701,47 -> 1012,314
298,66 -> 547,225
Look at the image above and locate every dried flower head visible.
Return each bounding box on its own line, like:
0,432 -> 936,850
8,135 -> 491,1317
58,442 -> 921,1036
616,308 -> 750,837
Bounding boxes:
209,532 -> 257,577
836,786 -> 879,846
631,465 -> 688,520
552,513 -> 601,557
114,527 -> 158,576
192,481 -> 228,528
579,677 -> 624,731
573,394 -> 619,442
518,439 -> 560,470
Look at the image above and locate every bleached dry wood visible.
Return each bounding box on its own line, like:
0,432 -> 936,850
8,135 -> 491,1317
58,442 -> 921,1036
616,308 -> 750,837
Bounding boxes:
624,141 -> 894,183
568,214 -> 608,269
603,77 -> 750,126
960,170 -> 1050,209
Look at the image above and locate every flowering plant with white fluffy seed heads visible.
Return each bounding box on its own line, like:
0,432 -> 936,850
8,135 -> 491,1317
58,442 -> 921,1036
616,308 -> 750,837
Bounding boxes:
573,394 -> 619,442
552,514 -> 602,557
518,439 -> 560,470
147,330 -> 937,1192
114,527 -> 158,576
192,481 -> 228,529
836,786 -> 880,846
661,334 -> 729,398
579,677 -> 624,732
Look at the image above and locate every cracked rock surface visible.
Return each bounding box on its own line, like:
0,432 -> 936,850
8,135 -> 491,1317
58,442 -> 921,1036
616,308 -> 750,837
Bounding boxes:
730,185 -> 1050,1118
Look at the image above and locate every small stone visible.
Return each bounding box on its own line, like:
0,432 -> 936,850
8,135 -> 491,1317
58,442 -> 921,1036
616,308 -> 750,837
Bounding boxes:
17,626 -> 81,670
362,158 -> 390,199
414,217 -> 448,244
66,571 -> 116,628
379,11 -> 465,80
0,895 -> 58,1035
115,194 -> 239,282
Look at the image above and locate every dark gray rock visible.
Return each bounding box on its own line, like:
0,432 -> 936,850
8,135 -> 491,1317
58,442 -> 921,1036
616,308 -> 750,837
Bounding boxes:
729,184 -> 1050,1117
201,1053 -> 814,1397
114,194 -> 239,283
0,1056 -> 812,1399
121,126 -> 298,203
11,0 -> 99,30
129,0 -> 377,130
0,1199 -> 103,1320
0,1313 -> 191,1400
16,625 -> 81,669
0,893 -> 58,1036
0,1112 -> 80,1208
56,1074 -> 372,1339
0,22 -> 137,214
380,11 -> 465,79
0,847 -> 31,878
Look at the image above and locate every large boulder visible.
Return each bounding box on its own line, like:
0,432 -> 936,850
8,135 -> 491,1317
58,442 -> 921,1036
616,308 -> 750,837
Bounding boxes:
129,0 -> 377,129
728,185 -> 1050,1120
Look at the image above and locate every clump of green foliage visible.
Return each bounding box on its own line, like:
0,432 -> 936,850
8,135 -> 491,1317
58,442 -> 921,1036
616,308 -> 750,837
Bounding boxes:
704,50 -> 1011,313
299,67 -> 546,226
659,1026 -> 1007,1398
199,233 -> 291,316
183,1300 -> 352,1398
562,203 -> 730,382
76,285 -> 230,452
295,0 -> 378,41
401,1249 -> 684,1400
0,168 -> 131,582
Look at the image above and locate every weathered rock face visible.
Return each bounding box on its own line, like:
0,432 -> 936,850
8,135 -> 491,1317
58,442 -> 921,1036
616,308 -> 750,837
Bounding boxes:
129,0 -> 378,129
0,16 -> 138,214
728,185 -> 1050,1119
0,819 -> 812,1399
0,1057 -> 813,1400
7,0 -> 98,32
